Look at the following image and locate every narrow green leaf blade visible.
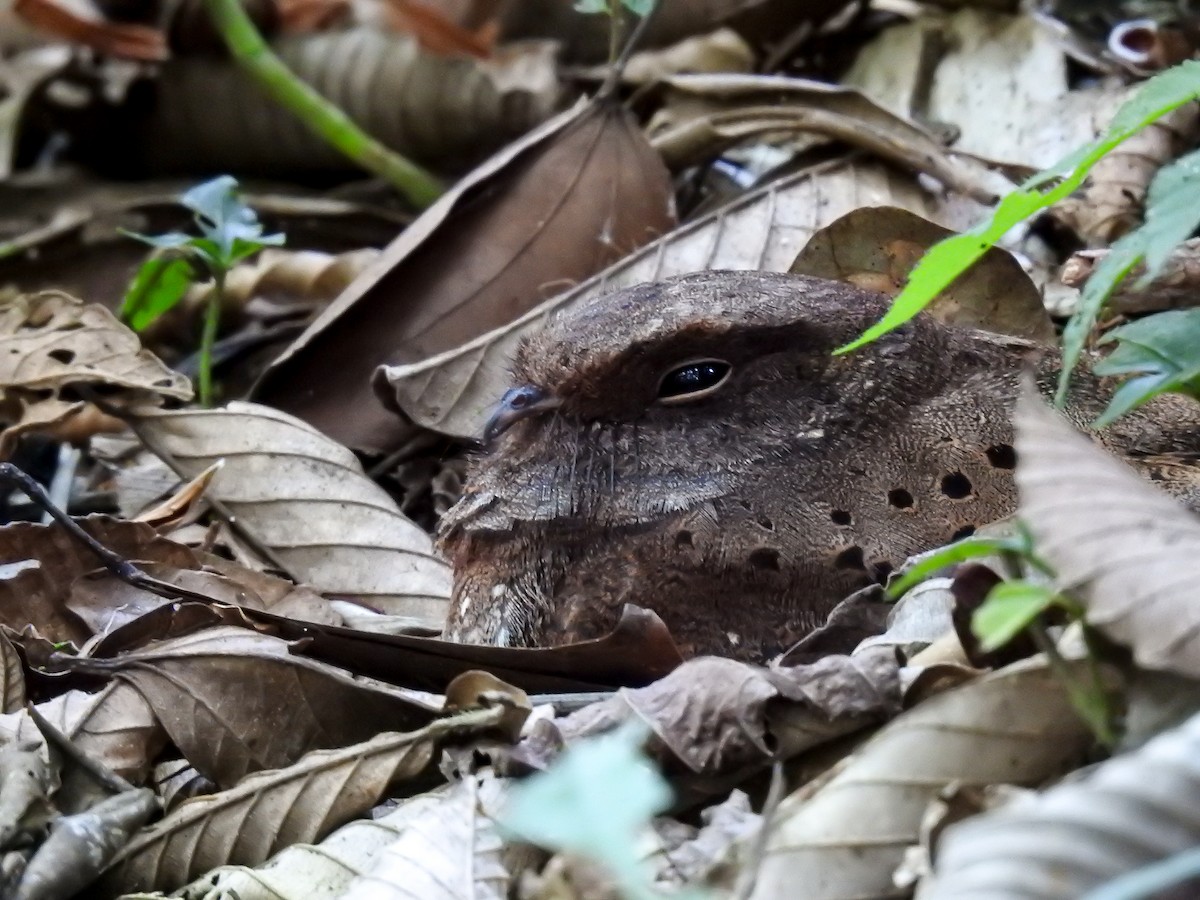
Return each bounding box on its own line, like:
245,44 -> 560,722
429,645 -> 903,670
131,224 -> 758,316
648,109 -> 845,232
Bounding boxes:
121,256 -> 195,331
972,580 -> 1059,652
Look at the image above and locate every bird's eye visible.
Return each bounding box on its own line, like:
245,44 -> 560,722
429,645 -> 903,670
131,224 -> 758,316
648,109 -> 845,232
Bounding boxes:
656,359 -> 732,404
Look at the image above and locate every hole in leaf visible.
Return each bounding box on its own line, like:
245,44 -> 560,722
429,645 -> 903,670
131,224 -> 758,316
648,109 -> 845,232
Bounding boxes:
48,349 -> 75,364
748,548 -> 780,571
985,443 -> 1017,469
835,546 -> 865,570
941,472 -> 973,499
888,488 -> 914,509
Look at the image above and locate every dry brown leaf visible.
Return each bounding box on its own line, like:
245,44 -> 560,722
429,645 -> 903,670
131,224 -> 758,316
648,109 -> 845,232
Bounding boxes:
1061,239 -> 1200,314
1015,390 -> 1200,678
924,706 -> 1200,898
0,45 -> 71,179
581,28 -> 754,85
375,158 -> 942,439
129,402 -> 452,622
791,206 -> 1055,343
748,659 -> 1099,900
0,629 -> 22,713
131,29 -> 559,178
0,516 -> 198,646
1051,102 -> 1200,245
340,774 -> 508,900
0,291 -> 190,456
72,627 -> 442,788
649,75 -> 1008,203
100,706 -> 503,895
556,650 -> 900,780
131,461 -> 219,530
257,97 -> 676,451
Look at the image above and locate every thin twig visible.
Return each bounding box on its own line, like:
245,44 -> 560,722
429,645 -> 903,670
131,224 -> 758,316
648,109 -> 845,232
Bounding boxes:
0,462 -> 219,605
731,761 -> 786,900
597,0 -> 661,100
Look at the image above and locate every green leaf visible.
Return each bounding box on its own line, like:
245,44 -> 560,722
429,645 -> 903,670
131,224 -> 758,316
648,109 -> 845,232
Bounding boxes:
123,230 -> 195,251
622,0 -> 653,15
972,580 -> 1059,652
121,255 -> 195,331
500,721 -> 672,900
836,59 -> 1200,359
573,0 -> 608,11
886,528 -> 1039,600
180,174 -> 282,263
1092,308 -> 1200,425
1136,148 -> 1200,277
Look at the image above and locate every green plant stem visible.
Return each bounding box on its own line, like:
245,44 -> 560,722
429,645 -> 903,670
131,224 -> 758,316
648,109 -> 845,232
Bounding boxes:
198,272 -> 224,407
200,0 -> 443,209
1029,622 -> 1116,748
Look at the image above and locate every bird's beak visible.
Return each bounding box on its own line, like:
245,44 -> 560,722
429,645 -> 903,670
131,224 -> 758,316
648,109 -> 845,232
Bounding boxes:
482,385 -> 561,447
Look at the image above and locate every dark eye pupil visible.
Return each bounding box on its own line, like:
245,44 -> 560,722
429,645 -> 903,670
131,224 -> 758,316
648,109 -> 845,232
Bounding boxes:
659,361 -> 730,399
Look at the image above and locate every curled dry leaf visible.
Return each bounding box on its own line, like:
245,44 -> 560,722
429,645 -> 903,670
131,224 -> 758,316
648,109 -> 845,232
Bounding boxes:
0,629 -> 22,713
77,627 -> 443,789
924,706 -> 1200,898
1014,390 -> 1200,678
258,97 -> 676,451
13,788 -> 160,900
790,206 -> 1055,343
129,29 -> 559,178
1051,101 -> 1200,246
0,291 -> 190,456
0,516 -> 198,646
100,707 -> 504,895
747,659 -> 1098,900
129,402 -> 452,622
340,774 -> 508,900
649,75 -> 1008,203
376,158 -> 942,439
557,649 -> 900,779
1061,239 -> 1200,314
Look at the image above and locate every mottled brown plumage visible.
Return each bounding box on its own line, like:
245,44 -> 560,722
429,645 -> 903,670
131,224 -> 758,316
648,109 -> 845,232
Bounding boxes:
440,271 -> 1200,661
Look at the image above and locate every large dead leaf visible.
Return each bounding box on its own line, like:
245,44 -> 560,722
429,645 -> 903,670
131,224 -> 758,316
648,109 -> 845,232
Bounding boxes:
925,706 -> 1200,897
375,158 -> 944,439
128,29 -> 558,177
1014,390 -> 1200,678
791,206 -> 1055,342
129,402 -> 452,622
0,291 -> 190,455
556,650 -> 900,780
0,516 -> 198,646
748,660 -> 1099,900
71,627 -> 442,788
649,74 -> 1009,203
255,97 -> 676,451
100,707 -> 503,895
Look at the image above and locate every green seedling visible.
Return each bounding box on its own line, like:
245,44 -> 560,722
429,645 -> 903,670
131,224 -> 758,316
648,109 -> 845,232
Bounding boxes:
121,175 -> 284,406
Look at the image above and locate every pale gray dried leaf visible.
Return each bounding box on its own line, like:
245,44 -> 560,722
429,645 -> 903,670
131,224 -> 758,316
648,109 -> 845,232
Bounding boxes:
101,708 -> 503,895
558,649 -> 900,777
378,159 -> 942,438
1014,391 -> 1200,677
14,788 -> 159,900
748,659 -> 1097,900
924,706 -> 1200,898
341,775 -> 508,900
0,629 -> 22,713
130,402 -> 451,622
0,742 -> 55,852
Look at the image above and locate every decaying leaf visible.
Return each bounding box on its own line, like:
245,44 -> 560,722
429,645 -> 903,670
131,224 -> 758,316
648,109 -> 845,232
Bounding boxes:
127,29 -> 560,178
0,629 -> 22,713
925,706 -> 1200,898
129,402 -> 452,623
11,0 -> 165,60
1061,239 -> 1200,314
0,516 -> 198,646
257,97 -> 676,451
376,158 -> 943,439
748,660 -> 1099,900
0,291 -> 191,456
1014,390 -> 1200,678
69,627 -> 442,788
0,45 -> 72,179
100,707 -> 503,895
340,774 -> 509,900
649,74 -> 1008,203
791,206 -> 1055,343
556,650 -> 900,781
